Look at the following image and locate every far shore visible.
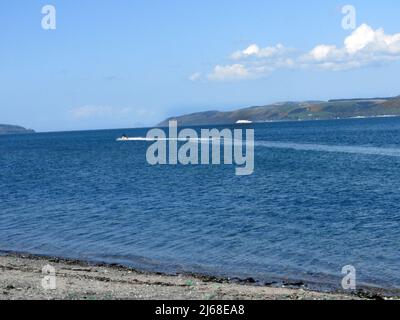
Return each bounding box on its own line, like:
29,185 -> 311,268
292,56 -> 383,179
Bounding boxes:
0,252 -> 397,300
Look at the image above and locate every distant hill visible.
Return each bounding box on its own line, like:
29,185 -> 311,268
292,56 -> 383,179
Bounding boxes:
158,96 -> 400,126
0,124 -> 35,135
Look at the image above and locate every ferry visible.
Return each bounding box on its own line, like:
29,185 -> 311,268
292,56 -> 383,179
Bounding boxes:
236,120 -> 253,124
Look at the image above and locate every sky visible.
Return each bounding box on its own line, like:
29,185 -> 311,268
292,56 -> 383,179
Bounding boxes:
1,0 -> 400,132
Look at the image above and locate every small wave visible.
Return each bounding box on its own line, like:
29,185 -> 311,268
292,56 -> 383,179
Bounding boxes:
256,141 -> 400,157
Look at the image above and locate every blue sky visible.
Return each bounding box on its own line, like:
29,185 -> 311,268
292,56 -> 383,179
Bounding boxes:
1,0 -> 400,131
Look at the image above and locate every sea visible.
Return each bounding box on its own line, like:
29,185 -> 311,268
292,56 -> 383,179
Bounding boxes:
1,117 -> 400,291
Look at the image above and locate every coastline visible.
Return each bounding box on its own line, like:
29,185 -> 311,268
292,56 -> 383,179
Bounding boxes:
0,252 -> 396,300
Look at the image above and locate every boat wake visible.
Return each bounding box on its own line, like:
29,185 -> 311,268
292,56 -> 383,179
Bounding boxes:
117,137 -> 400,157
256,141 -> 400,157
117,137 -> 225,142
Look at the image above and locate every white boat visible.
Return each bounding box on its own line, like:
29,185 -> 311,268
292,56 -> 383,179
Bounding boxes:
236,120 -> 253,124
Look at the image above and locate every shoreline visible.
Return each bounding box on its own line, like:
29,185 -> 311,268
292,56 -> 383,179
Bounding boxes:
3,113 -> 400,136
1,252 -> 397,300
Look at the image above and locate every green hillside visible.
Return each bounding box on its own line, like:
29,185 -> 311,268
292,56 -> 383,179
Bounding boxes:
158,96 -> 400,126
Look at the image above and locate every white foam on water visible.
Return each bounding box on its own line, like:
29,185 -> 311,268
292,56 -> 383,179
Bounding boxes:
117,137 -> 152,141
116,137 -> 222,142
256,141 -> 400,157
117,137 -> 400,157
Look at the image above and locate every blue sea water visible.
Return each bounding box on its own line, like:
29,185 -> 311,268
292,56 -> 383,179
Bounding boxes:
1,117 -> 400,290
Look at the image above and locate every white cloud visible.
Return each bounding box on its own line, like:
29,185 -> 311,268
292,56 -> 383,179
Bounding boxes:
193,23 -> 400,82
208,64 -> 251,81
207,57 -> 296,81
189,72 -> 201,82
345,24 -> 400,54
304,24 -> 400,70
207,43 -> 294,81
345,24 -> 377,54
309,45 -> 343,61
231,43 -> 288,60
